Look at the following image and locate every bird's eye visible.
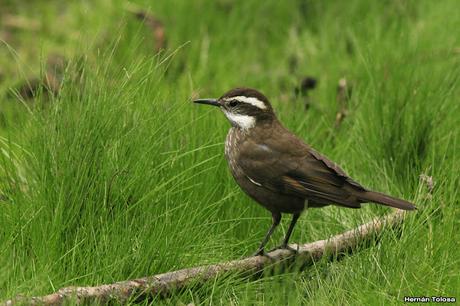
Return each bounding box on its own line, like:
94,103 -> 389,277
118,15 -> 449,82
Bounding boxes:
229,100 -> 238,107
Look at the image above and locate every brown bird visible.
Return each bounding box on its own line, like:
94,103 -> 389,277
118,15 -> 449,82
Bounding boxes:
194,88 -> 416,256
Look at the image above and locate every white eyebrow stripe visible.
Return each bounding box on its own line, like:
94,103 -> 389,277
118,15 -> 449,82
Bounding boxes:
225,96 -> 267,109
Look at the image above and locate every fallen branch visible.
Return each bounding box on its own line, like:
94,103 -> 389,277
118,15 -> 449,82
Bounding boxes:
4,210 -> 407,305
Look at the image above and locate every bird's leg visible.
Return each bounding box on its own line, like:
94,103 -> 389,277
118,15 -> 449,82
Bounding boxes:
252,212 -> 281,256
269,212 -> 301,253
282,212 -> 300,247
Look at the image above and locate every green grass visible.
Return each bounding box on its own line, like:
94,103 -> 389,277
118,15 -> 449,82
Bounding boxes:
1,0 -> 459,304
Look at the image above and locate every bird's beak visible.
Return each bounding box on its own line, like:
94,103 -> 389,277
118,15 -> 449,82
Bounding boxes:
193,98 -> 220,107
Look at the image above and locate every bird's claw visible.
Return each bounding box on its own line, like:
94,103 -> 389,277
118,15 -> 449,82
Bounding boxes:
268,244 -> 299,253
251,248 -> 270,257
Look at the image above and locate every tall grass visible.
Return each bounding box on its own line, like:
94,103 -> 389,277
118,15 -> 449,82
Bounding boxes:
0,0 -> 459,304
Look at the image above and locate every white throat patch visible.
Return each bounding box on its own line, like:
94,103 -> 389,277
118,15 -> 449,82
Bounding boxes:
224,96 -> 267,110
223,111 -> 256,130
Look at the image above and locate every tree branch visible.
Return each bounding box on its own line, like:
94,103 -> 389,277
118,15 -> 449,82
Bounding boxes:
4,210 -> 407,305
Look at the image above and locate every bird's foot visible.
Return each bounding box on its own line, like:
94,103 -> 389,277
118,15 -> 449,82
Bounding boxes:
268,243 -> 299,254
251,248 -> 270,257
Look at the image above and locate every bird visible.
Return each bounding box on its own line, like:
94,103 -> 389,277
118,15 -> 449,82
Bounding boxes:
194,87 -> 416,256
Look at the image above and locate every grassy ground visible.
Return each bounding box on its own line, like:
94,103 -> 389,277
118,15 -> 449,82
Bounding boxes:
1,0 -> 459,304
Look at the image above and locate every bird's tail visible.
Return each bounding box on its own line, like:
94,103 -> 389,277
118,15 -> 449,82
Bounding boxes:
358,191 -> 416,210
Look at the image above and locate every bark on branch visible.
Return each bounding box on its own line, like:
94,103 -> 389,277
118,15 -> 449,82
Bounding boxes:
4,210 -> 407,305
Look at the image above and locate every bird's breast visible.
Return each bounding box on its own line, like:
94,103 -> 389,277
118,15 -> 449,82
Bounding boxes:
225,128 -> 243,176
224,127 -> 306,213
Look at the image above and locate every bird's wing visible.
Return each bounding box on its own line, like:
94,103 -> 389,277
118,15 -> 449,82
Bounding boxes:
238,126 -> 366,208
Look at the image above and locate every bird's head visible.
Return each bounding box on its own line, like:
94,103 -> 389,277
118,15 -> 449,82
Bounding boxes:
194,88 -> 276,130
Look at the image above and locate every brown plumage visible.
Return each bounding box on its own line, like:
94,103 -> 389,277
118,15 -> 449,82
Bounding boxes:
194,87 -> 416,256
